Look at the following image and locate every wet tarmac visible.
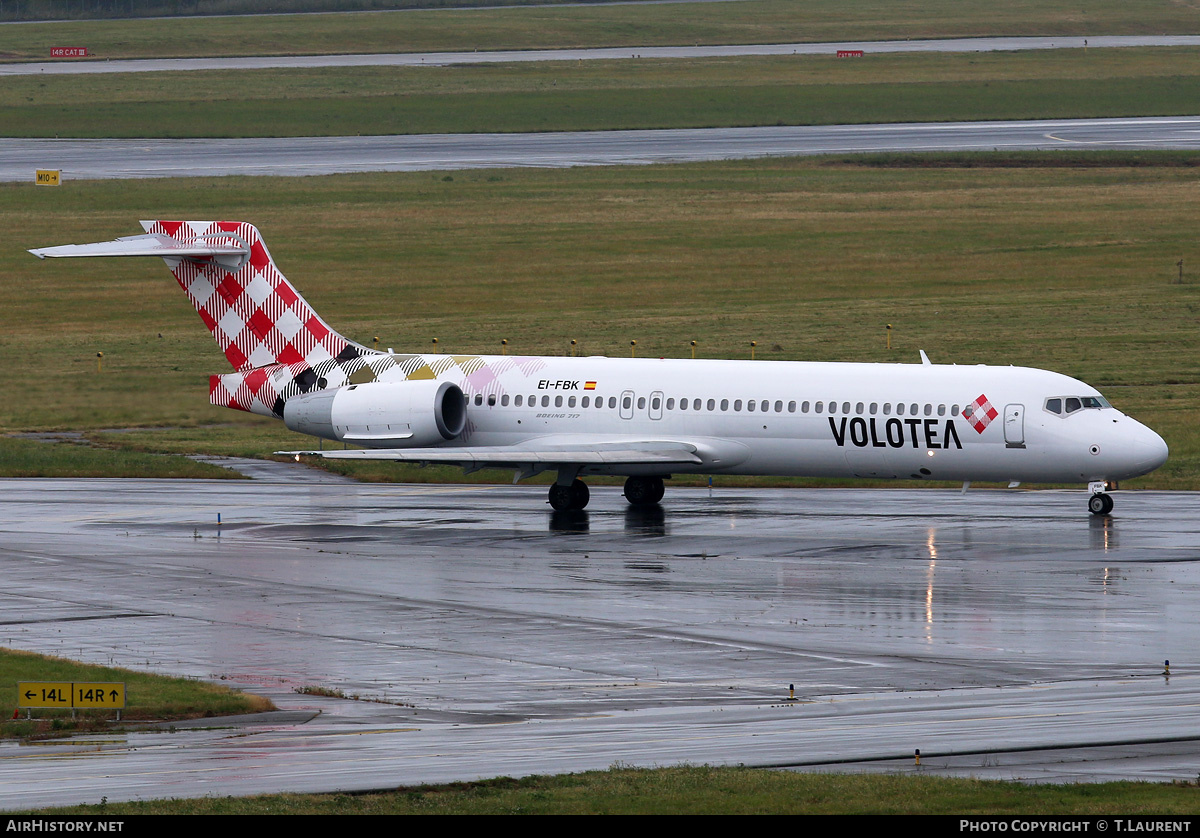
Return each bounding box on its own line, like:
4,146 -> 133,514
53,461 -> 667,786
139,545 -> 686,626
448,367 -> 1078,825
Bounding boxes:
10,117 -> 1200,182
1,477 -> 1198,807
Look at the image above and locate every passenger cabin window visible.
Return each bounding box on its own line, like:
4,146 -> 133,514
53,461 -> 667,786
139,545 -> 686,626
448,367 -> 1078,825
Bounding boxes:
488,394 -> 497,406
515,395 -> 523,407
474,393 -> 483,406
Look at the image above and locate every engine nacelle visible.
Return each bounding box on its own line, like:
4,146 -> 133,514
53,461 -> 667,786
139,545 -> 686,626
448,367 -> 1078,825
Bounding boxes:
283,379 -> 467,447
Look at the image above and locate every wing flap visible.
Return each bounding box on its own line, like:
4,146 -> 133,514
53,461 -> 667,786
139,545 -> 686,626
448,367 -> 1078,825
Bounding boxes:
279,441 -> 704,469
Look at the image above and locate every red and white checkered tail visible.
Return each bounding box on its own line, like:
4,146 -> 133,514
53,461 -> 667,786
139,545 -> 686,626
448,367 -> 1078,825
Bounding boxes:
30,221 -> 361,374
140,221 -> 356,371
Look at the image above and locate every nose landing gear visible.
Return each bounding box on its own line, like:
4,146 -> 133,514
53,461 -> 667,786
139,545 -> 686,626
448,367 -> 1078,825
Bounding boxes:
1088,481 -> 1114,516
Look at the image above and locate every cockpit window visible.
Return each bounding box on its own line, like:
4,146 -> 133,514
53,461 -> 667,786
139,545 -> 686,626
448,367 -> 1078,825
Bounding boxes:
1046,395 -> 1111,416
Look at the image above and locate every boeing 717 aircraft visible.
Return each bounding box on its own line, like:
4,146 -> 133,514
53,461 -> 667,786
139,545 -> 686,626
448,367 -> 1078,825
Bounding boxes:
31,221 -> 1169,515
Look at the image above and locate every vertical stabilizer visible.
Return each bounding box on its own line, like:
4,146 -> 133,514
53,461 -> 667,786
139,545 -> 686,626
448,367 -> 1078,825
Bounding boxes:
140,221 -> 359,371
30,221 -> 370,417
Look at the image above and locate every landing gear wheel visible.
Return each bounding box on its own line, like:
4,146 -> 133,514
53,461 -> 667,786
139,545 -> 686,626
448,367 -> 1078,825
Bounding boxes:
623,476 -> 665,506
549,479 -> 590,511
1088,493 -> 1114,516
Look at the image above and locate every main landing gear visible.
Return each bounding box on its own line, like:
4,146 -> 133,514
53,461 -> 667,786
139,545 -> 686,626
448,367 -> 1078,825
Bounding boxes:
546,475 -> 667,510
548,479 -> 590,511
623,475 -> 665,506
1088,481 -> 1114,516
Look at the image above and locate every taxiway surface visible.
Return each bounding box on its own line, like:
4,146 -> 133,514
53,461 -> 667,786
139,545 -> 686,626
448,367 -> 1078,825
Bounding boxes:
8,116 -> 1200,182
6,36 -> 1199,76
1,476 -> 1198,807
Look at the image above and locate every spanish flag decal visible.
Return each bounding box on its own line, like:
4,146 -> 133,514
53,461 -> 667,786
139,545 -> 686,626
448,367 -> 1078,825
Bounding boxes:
584,381 -> 597,390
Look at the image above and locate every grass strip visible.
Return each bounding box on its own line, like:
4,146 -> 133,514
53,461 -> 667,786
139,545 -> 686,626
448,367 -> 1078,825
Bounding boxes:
22,765 -> 1200,814
0,648 -> 274,740
0,436 -> 243,479
6,49 -> 1200,138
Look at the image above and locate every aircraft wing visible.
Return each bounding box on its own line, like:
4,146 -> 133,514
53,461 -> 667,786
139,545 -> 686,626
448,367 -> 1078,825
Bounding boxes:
279,440 -> 706,471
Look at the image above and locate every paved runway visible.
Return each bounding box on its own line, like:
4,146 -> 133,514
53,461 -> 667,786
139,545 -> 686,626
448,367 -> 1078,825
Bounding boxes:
8,116 -> 1200,182
6,36 -> 1199,76
1,476 -> 1198,807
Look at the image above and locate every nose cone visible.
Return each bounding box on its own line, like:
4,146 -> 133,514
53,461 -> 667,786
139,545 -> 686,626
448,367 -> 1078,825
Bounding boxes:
1132,424 -> 1169,475
1110,419 -> 1169,479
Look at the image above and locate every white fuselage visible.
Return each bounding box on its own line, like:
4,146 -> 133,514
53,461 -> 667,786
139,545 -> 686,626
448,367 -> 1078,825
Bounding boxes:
351,354 -> 1167,485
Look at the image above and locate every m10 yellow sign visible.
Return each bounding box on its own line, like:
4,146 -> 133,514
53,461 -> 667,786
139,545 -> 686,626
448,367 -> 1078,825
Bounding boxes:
35,170 -> 61,186
18,682 -> 125,709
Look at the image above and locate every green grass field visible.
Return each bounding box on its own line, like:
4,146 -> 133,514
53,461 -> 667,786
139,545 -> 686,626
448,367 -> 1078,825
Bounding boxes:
2,0 -> 1198,61
24,765 -> 1200,814
4,154 -> 1199,486
0,648 -> 273,739
6,48 -> 1200,137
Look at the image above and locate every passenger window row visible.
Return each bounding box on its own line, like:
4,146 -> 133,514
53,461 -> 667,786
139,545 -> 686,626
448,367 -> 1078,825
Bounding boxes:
467,391 -> 962,417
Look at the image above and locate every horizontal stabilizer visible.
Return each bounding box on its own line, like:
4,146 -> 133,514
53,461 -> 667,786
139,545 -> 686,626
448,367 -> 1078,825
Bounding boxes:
31,221 -> 359,373
30,232 -> 250,271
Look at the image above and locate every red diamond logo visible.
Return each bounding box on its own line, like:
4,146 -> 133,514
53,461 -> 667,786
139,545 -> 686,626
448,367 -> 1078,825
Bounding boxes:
964,394 -> 998,434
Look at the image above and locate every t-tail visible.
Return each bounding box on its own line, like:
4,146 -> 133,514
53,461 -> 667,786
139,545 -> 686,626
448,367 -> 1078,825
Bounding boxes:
30,221 -> 372,418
